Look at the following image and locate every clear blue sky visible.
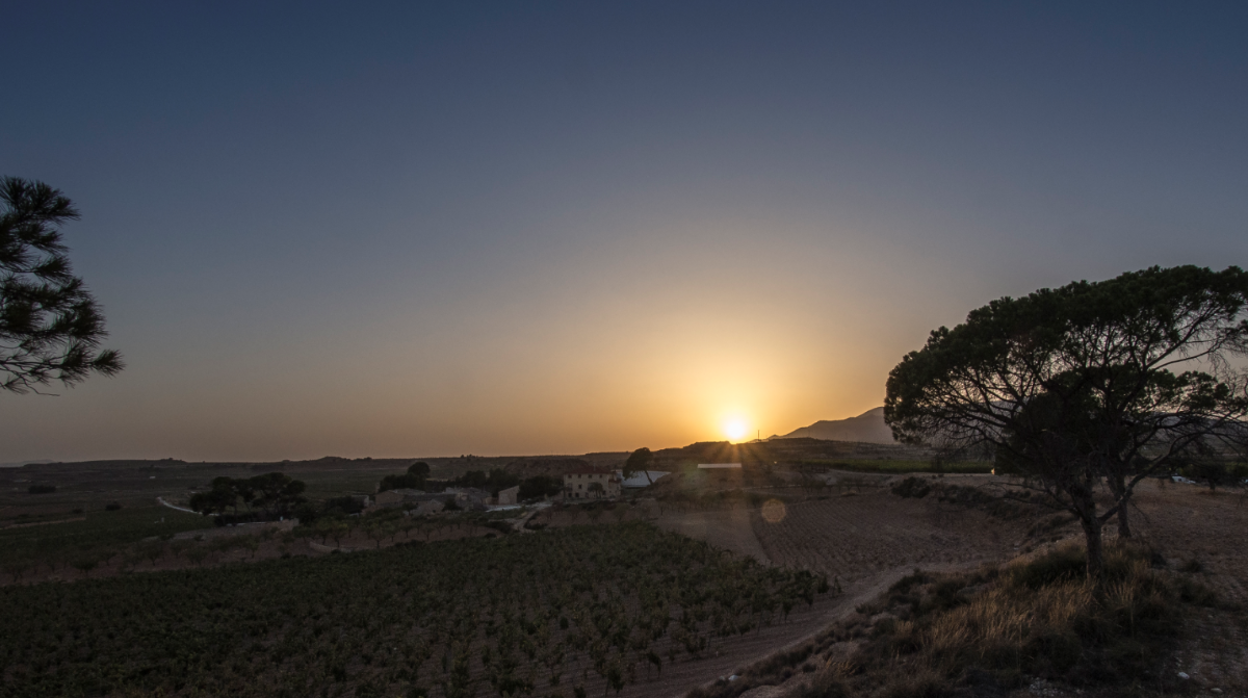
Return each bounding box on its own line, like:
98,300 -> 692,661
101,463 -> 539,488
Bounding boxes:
3,1 -> 1246,462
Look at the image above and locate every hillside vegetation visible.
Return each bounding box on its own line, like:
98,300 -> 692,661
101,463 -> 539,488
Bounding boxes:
693,541 -> 1224,698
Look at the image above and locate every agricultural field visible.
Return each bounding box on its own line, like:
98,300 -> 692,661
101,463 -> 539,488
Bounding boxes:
0,505 -> 215,578
0,522 -> 833,698
4,457 -> 1246,698
792,459 -> 993,475
748,486 -> 1034,586
680,478 -> 1248,698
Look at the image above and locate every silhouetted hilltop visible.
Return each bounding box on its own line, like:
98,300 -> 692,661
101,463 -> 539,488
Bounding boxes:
776,406 -> 895,444
648,435 -> 931,470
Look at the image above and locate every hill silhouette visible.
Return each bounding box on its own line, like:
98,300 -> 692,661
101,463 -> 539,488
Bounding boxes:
776,407 -> 895,444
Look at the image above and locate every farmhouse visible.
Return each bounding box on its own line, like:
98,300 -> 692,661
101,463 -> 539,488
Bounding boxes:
563,466 -> 621,500
444,487 -> 490,511
372,488 -> 425,507
408,499 -> 444,517
495,485 -> 520,506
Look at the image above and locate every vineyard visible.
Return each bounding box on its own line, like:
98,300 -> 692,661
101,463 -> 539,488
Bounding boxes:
0,506 -> 215,578
0,522 -> 832,698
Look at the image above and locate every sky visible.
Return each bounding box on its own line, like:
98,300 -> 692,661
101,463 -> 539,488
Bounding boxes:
2,2 -> 1247,462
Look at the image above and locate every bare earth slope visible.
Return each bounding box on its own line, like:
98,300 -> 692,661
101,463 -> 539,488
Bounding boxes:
677,480 -> 1248,698
1127,481 -> 1248,693
638,486 -> 1036,697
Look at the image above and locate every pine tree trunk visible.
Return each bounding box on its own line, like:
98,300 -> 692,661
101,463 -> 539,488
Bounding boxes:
1110,474 -> 1133,538
1080,515 -> 1104,580
1116,498 -> 1132,539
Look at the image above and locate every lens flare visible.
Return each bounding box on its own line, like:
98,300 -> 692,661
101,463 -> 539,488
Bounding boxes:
761,498 -> 787,524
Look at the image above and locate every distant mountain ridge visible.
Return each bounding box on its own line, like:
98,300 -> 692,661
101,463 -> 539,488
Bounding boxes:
776,407 -> 896,444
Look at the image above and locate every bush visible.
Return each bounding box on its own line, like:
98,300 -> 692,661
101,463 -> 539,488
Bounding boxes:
891,477 -> 932,499
446,468 -> 520,496
1003,543 -> 1085,590
28,484 -> 56,494
518,475 -> 563,501
378,462 -> 430,493
323,496 -> 366,516
104,502 -> 122,511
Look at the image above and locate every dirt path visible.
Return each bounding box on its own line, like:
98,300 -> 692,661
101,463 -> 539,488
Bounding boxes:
156,496 -> 200,515
0,516 -> 86,530
658,565 -> 929,698
634,490 -> 1040,697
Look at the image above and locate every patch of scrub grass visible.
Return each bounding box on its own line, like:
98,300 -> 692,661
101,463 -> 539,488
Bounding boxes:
695,541 -> 1210,698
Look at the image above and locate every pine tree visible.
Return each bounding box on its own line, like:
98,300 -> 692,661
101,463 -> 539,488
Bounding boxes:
1,177 -> 122,393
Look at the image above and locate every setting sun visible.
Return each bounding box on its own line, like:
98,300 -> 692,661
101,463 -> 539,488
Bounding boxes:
722,418 -> 749,442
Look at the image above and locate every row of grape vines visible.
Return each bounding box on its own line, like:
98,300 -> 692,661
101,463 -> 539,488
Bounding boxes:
1,522 -> 831,698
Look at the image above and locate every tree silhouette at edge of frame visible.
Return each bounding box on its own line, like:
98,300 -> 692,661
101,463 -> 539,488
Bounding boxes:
0,177 -> 122,394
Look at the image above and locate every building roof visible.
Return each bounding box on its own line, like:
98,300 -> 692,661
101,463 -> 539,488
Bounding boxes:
445,487 -> 491,498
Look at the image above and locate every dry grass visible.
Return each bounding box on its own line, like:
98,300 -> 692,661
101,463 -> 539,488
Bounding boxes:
693,541 -> 1214,698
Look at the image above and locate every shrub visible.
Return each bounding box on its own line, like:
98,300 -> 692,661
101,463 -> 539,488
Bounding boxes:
1003,543 -> 1086,589
518,475 -> 563,501
891,477 -> 932,499
890,568 -> 933,595
28,484 -> 56,494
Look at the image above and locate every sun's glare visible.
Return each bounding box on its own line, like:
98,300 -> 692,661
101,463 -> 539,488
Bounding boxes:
723,418 -> 749,441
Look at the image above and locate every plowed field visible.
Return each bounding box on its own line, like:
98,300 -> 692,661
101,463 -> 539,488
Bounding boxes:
750,490 -> 1033,587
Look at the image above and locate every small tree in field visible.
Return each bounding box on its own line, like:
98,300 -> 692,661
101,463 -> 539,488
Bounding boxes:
886,266 -> 1248,578
623,448 -> 654,485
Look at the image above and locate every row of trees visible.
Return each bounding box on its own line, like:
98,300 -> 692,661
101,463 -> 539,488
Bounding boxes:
886,265 -> 1248,577
188,473 -> 307,521
378,464 -> 564,501
378,461 -> 431,492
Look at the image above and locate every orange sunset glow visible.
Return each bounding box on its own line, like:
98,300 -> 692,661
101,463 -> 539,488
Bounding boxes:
1,4 -> 1243,466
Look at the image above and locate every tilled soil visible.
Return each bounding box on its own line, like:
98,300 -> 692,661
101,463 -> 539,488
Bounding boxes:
1127,481 -> 1248,695
750,490 -> 1034,587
